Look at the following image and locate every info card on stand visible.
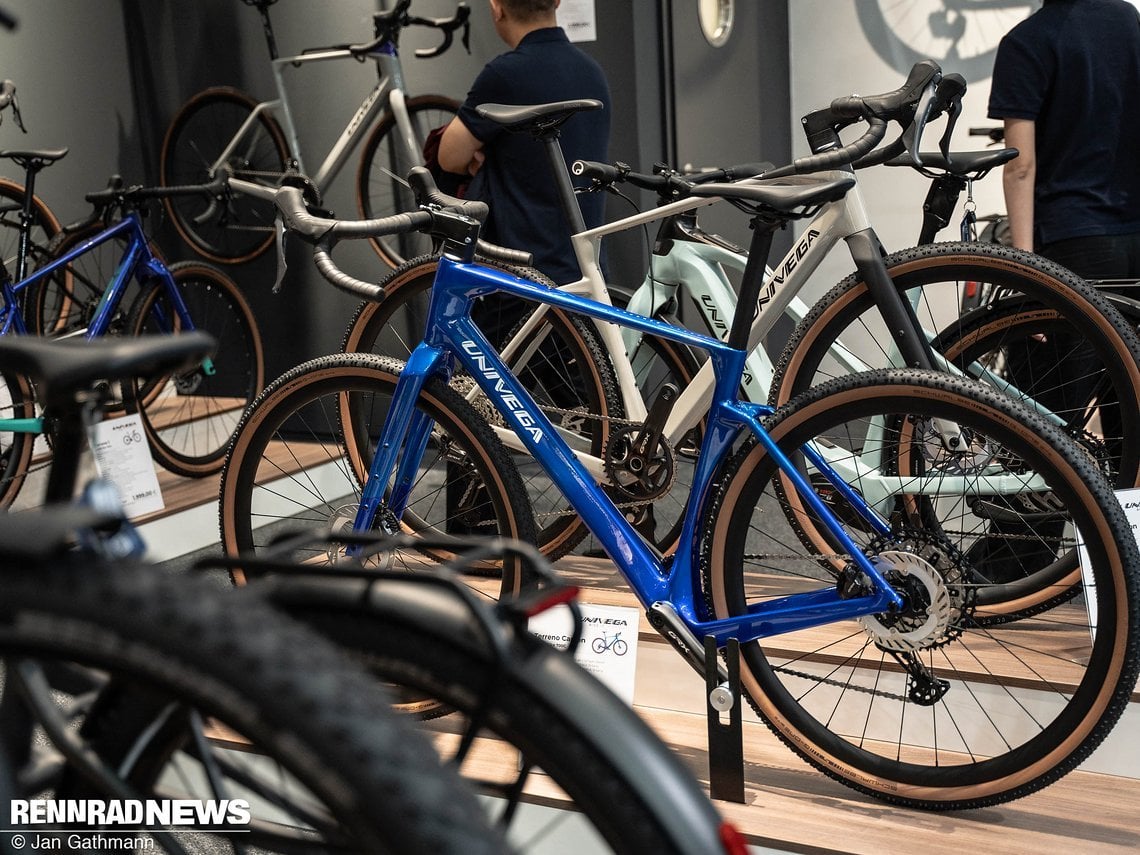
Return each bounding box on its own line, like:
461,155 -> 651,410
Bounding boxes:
1077,486 -> 1140,640
87,413 -> 165,518
530,601 -> 639,705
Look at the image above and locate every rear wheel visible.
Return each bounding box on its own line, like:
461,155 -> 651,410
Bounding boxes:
30,220 -> 139,339
126,261 -> 264,476
704,369 -> 1140,807
160,86 -> 290,264
356,95 -> 459,267
0,176 -> 60,286
771,242 -> 1140,492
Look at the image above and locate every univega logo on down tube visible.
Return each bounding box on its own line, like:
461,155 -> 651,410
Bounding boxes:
461,340 -> 544,441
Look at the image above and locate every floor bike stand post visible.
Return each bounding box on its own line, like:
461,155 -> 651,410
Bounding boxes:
705,635 -> 745,803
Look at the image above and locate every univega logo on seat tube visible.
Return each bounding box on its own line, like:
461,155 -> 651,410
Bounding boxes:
461,341 -> 544,442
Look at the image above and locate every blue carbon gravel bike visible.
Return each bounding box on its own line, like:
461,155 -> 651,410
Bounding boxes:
218,151 -> 1140,809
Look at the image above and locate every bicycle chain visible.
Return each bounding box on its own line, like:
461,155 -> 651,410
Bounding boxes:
768,662 -> 913,703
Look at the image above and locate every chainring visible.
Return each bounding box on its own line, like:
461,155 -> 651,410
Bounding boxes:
603,422 -> 676,503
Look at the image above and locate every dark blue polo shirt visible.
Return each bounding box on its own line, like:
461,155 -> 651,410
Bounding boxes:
988,0 -> 1140,246
458,28 -> 611,284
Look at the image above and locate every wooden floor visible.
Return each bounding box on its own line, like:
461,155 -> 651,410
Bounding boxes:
553,555 -> 1140,854
144,470 -> 1140,854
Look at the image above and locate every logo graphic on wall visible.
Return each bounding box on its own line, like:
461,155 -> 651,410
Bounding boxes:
855,0 -> 1038,81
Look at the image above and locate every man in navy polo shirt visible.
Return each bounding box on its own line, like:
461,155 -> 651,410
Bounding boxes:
438,0 -> 611,285
975,0 -> 1140,580
989,0 -> 1140,275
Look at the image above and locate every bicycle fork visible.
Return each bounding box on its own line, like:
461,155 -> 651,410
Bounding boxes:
352,342 -> 445,533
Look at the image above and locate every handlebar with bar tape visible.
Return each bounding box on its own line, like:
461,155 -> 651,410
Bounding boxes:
231,169 -> 532,301
827,59 -> 942,123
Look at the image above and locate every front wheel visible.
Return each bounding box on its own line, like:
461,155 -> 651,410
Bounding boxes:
356,94 -> 459,267
126,261 -> 264,477
703,369 -> 1140,808
160,86 -> 290,264
10,561 -> 504,853
218,353 -> 537,593
263,573 -> 736,855
342,256 -> 621,559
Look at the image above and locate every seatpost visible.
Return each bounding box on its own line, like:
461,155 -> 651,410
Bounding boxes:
538,131 -> 589,236
13,156 -> 42,283
256,1 -> 278,61
726,217 -> 778,352
918,173 -> 966,245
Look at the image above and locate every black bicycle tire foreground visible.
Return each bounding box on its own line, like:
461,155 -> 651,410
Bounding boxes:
226,532 -> 748,855
0,556 -> 507,854
160,86 -> 290,264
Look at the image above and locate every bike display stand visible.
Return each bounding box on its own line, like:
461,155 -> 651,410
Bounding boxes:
704,635 -> 745,803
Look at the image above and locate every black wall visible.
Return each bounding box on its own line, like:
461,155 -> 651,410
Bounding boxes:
1,0 -> 790,377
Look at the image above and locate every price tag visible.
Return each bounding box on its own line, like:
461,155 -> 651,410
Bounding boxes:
87,413 -> 164,518
530,601 -> 639,705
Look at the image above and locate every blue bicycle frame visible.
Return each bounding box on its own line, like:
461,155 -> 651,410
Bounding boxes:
0,213 -> 212,437
354,252 -> 906,650
0,214 -> 201,340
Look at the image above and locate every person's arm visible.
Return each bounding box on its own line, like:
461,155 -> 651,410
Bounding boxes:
1001,117 -> 1036,252
438,117 -> 486,176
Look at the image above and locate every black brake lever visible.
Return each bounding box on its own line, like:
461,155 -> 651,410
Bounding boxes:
900,74 -> 941,168
938,97 -> 962,167
9,95 -> 24,133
